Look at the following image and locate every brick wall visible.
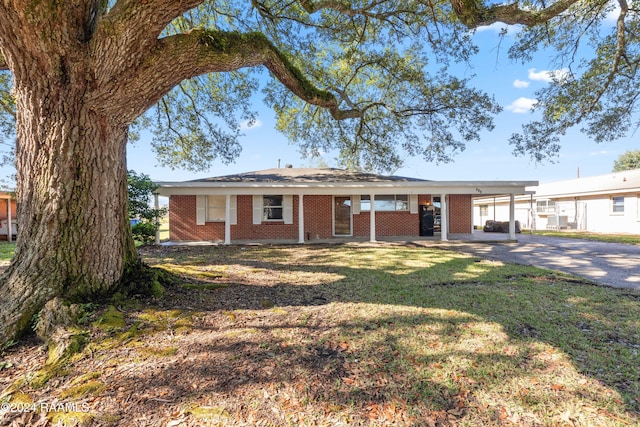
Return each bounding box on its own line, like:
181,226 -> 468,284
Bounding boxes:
169,195 -> 226,241
302,195 -> 333,240
353,211 -> 419,237
169,193 -> 473,241
448,194 -> 472,233
232,195 -> 298,240
0,199 -> 17,222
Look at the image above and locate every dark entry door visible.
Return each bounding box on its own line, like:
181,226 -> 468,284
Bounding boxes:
334,196 -> 352,236
419,205 -> 434,236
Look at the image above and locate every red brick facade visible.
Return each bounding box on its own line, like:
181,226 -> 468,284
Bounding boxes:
0,198 -> 17,241
448,194 -> 472,233
169,193 -> 474,241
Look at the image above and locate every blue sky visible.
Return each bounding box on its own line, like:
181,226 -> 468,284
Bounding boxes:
129,19 -> 636,185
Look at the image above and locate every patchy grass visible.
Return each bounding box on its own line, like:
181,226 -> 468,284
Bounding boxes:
533,229 -> 640,245
1,243 -> 639,426
0,241 -> 15,262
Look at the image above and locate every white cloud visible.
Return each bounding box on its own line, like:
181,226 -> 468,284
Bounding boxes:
528,68 -> 570,83
474,22 -> 521,36
240,119 -> 263,130
588,150 -> 614,156
506,97 -> 538,113
513,79 -> 530,89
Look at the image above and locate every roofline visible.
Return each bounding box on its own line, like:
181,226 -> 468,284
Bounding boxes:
474,186 -> 640,203
156,180 -> 539,197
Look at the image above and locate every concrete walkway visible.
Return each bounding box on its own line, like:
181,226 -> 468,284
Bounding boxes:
436,234 -> 640,290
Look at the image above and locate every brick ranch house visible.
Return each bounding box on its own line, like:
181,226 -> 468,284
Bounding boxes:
156,168 -> 537,244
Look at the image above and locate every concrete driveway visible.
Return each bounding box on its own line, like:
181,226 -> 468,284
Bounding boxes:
439,234 -> 640,290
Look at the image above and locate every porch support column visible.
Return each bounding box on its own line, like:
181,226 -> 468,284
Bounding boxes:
370,193 -> 376,242
154,193 -> 160,245
298,194 -> 305,244
225,194 -> 231,245
7,197 -> 11,243
440,194 -> 448,241
509,193 -> 516,240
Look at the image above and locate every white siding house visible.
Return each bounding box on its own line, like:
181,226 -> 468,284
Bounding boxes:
473,169 -> 640,234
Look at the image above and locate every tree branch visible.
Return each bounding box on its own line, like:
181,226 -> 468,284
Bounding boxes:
91,0 -> 202,84
101,0 -> 202,41
449,0 -> 581,28
90,29 -> 362,123
297,0 -> 413,20
582,0 -> 628,113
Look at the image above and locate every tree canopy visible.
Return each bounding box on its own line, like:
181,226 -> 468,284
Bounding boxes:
1,0 -> 636,173
613,149 -> 640,172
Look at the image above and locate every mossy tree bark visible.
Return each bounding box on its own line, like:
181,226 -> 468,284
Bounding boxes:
0,2 -> 142,344
0,72 -> 139,342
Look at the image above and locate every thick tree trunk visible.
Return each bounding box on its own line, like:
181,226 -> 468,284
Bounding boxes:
0,80 -> 139,343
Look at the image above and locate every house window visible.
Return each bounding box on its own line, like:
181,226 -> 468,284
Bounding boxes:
263,195 -> 283,220
207,195 -> 226,221
479,205 -> 488,216
611,196 -> 624,214
360,195 -> 409,211
536,200 -> 556,213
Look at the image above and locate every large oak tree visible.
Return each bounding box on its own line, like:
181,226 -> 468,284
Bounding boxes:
0,0 -> 637,346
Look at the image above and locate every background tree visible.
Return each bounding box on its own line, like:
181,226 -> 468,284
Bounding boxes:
613,150 -> 640,172
0,0 -> 638,346
128,170 -> 167,244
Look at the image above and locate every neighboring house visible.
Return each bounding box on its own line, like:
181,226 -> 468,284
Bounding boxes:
156,168 -> 536,244
473,169 -> 640,234
0,192 -> 17,241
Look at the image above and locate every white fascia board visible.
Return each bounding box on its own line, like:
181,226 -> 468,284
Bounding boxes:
155,181 -> 538,197
533,188 -> 640,199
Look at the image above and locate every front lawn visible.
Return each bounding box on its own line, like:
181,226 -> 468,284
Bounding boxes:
1,243 -> 639,426
533,230 -> 640,245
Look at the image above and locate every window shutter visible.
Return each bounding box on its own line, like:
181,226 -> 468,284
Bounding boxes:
352,195 -> 361,215
409,195 -> 419,214
252,195 -> 263,224
283,195 -> 293,224
196,195 -> 206,225
230,195 -> 237,225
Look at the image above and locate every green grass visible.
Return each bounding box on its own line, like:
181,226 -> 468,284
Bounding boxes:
533,229 -> 640,245
148,244 -> 640,426
0,242 -> 15,261
3,244 -> 639,426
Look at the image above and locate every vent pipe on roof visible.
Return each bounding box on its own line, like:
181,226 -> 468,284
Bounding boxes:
278,159 -> 281,168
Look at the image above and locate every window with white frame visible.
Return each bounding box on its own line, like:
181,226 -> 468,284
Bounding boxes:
263,195 -> 283,220
536,200 -> 556,213
479,205 -> 489,216
207,195 -> 226,221
360,195 -> 409,211
611,196 -> 624,214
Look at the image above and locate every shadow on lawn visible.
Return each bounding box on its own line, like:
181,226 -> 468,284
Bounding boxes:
136,244 -> 640,419
4,243 -> 636,426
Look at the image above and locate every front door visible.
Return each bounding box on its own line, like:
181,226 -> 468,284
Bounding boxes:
334,196 -> 352,236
